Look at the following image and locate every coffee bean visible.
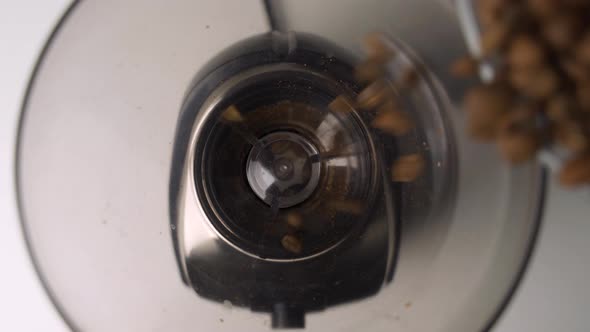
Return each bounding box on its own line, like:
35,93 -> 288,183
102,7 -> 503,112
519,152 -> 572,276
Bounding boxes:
363,32 -> 394,64
542,13 -> 582,51
560,57 -> 590,83
357,79 -> 394,110
285,213 -> 303,229
464,84 -> 512,139
509,67 -> 534,91
526,0 -> 559,20
576,31 -> 590,66
281,234 -> 302,254
555,121 -> 589,153
534,68 -> 560,99
507,35 -> 546,69
576,83 -> 590,111
481,21 -> 511,55
355,60 -> 385,83
477,0 -> 509,27
546,94 -> 575,121
450,56 -> 479,78
326,200 -> 365,215
501,104 -> 538,131
398,68 -> 420,90
497,124 -> 540,163
221,105 -> 243,122
371,100 -> 414,136
392,154 -> 425,182
328,95 -> 357,113
559,154 -> 590,186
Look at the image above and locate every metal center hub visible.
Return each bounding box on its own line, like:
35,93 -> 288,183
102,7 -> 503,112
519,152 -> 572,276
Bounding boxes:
273,158 -> 294,180
246,131 -> 320,208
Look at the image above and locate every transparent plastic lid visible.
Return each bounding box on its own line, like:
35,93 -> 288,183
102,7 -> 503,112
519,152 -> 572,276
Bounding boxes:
16,1 -> 543,331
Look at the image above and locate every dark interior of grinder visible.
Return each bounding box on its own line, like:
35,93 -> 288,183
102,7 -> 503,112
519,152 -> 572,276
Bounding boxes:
200,75 -> 376,260
175,32 -> 393,329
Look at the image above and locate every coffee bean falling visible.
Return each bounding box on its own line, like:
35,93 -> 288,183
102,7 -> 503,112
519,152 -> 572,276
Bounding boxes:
281,234 -> 302,254
392,154 -> 425,182
221,104 -> 244,122
353,32 -> 424,183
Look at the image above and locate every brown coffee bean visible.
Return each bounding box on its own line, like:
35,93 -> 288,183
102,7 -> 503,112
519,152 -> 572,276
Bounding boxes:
526,0 -> 559,20
576,31 -> 590,66
496,104 -> 540,163
502,104 -> 537,129
507,35 -> 546,69
363,32 -> 394,64
521,67 -> 560,99
357,79 -> 394,110
535,68 -> 561,97
477,6 -> 500,28
450,56 -> 479,78
355,60 -> 385,83
285,213 -> 303,229
477,0 -> 508,27
508,67 -> 533,91
555,121 -> 589,153
221,105 -> 243,122
397,68 -> 419,90
377,98 -> 407,115
464,84 -> 512,139
281,234 -> 302,254
546,94 -> 575,121
371,101 -> 414,135
542,13 -> 583,51
559,154 -> 590,186
481,21 -> 511,55
467,120 -> 500,140
392,154 -> 425,182
497,128 -> 540,163
577,83 -> 590,111
560,57 -> 590,83
326,200 -> 365,215
328,95 -> 356,113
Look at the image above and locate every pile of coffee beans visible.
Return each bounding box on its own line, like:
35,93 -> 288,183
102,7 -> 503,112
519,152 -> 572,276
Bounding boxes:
455,0 -> 590,186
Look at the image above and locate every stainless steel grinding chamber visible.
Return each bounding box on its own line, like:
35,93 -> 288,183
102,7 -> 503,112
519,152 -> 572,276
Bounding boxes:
16,1 -> 545,331
171,30 -> 484,328
170,32 -> 409,328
